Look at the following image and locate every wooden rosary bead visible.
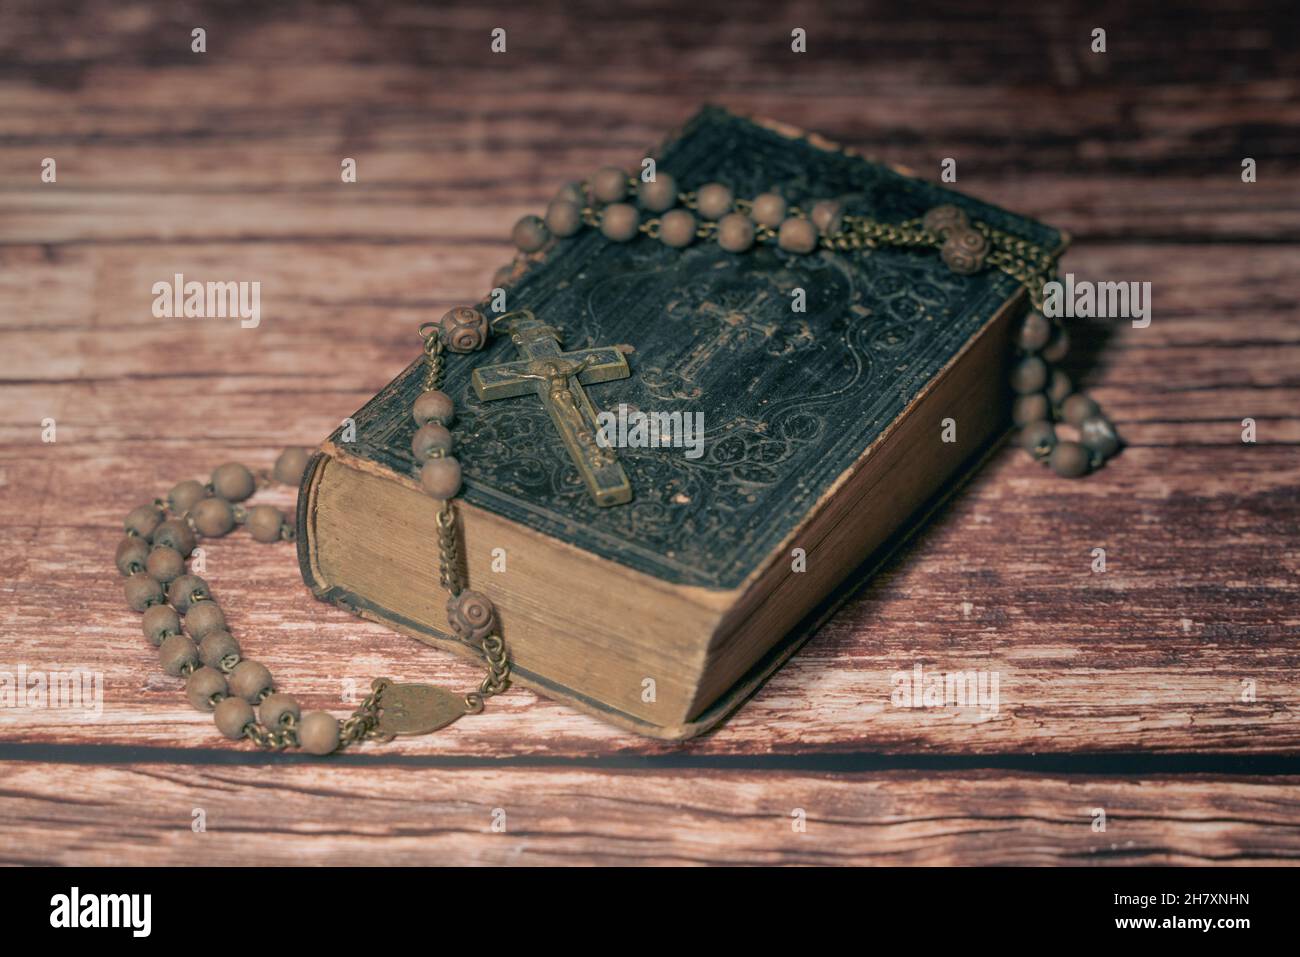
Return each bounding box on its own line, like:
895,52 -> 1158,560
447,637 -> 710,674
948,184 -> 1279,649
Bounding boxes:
151,518 -> 196,557
159,634 -> 199,677
810,199 -> 844,235
420,456 -> 462,500
600,203 -> 640,242
544,199 -> 583,238
184,600 -> 226,641
447,589 -> 497,642
941,228 -> 991,275
246,504 -> 284,543
511,214 -> 550,253
259,692 -> 300,729
411,422 -> 454,462
1043,327 -> 1070,364
658,209 -> 696,248
167,574 -> 210,614
198,630 -> 240,670
717,213 -> 755,253
751,192 -> 787,228
211,462 -> 256,502
1018,420 -> 1057,459
142,604 -> 181,646
777,217 -> 819,254
922,204 -> 970,237
124,571 -> 164,611
1010,356 -> 1048,394
214,696 -> 254,740
638,173 -> 677,213
1062,393 -> 1101,427
695,182 -> 733,220
591,166 -> 629,203
272,447 -> 311,486
228,660 -> 273,702
1049,440 -> 1091,478
1080,415 -> 1120,459
413,389 -> 455,427
438,306 -> 489,353
186,666 -> 227,712
1012,393 -> 1050,427
145,545 -> 185,584
167,479 -> 208,514
115,536 -> 149,576
1018,311 -> 1053,352
299,711 -> 341,755
554,181 -> 585,205
1046,369 -> 1072,406
191,496 -> 235,537
124,504 -> 163,540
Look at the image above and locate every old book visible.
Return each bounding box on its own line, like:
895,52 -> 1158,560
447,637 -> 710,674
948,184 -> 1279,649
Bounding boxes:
298,106 -> 1063,739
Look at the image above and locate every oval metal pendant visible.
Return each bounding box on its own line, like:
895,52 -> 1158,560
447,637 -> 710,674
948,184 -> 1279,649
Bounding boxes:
375,683 -> 469,738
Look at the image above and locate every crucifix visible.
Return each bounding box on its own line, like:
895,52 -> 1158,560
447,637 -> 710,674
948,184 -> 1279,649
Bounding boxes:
472,310 -> 632,507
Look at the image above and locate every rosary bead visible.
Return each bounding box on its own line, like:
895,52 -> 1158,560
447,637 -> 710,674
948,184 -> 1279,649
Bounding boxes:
413,389 -> 455,427
184,600 -> 227,641
447,589 -> 497,642
717,213 -> 755,253
259,692 -> 300,729
1049,440 -> 1091,478
1062,393 -> 1101,427
124,571 -> 164,611
168,479 -> 208,514
751,192 -> 788,228
273,447 -> 311,486
658,209 -> 696,248
186,666 -> 227,712
638,173 -> 677,213
151,518 -> 196,557
1012,393 -> 1050,427
167,574 -> 210,614
420,456 -> 462,500
211,462 -> 256,502
214,696 -> 254,740
124,504 -> 164,540
554,181 -> 585,205
199,630 -> 241,670
941,228 -> 991,275
511,214 -> 550,253
591,166 -> 629,203
544,199 -> 583,238
299,711 -> 341,755
777,217 -> 819,254
246,504 -> 284,543
229,660 -> 273,703
599,203 -> 640,242
922,204 -> 970,237
115,536 -> 150,576
411,422 -> 454,462
1043,327 -> 1070,364
159,634 -> 199,677
192,496 -> 235,537
142,604 -> 181,646
810,200 -> 844,235
1018,311 -> 1053,352
1010,356 -> 1048,394
438,306 -> 489,353
1018,420 -> 1057,459
145,545 -> 186,584
1046,369 -> 1072,406
695,182 -> 733,220
1080,415 -> 1120,459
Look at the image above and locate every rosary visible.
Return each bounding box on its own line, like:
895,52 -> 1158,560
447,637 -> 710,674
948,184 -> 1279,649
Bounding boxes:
116,165 -> 1120,753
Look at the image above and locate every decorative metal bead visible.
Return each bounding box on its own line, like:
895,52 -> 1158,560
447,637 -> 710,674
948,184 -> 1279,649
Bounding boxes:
124,504 -> 163,540
115,536 -> 150,576
695,183 -> 733,220
299,711 -> 341,755
511,215 -> 550,253
751,192 -> 787,228
940,228 -> 990,275
166,574 -> 210,615
600,203 -> 640,242
186,666 -> 227,712
246,504 -> 284,543
922,204 -> 969,237
145,545 -> 185,584
142,604 -> 181,646
191,497 -> 235,537
211,462 -> 256,502
151,518 -> 196,557
214,696 -> 254,740
413,390 -> 455,427
1049,440 -> 1091,478
168,479 -> 208,514
438,306 -> 489,354
1046,369 -> 1072,406
1080,415 -> 1120,459
544,199 -> 583,238
228,660 -> 273,703
273,448 -> 311,486
639,173 -> 677,213
810,200 -> 844,235
1010,356 -> 1048,394
420,456 -> 462,500
1012,393 -> 1050,427
717,213 -> 755,253
1018,311 -> 1053,352
198,630 -> 240,670
184,601 -> 226,642
591,166 -> 629,203
260,693 -> 300,729
1062,393 -> 1101,427
1042,327 -> 1070,364
447,589 -> 497,642
159,634 -> 199,677
658,209 -> 696,248
411,422 -> 454,462
777,217 -> 819,254
1018,420 -> 1057,459
124,571 -> 164,611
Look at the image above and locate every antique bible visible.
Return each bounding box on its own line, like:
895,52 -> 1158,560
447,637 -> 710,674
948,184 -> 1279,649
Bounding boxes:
298,106 -> 1063,738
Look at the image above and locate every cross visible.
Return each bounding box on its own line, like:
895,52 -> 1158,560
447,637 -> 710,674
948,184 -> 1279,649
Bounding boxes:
472,310 -> 632,507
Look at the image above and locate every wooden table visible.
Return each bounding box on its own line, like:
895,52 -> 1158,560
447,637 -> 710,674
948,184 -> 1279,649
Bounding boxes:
2,0 -> 1298,865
